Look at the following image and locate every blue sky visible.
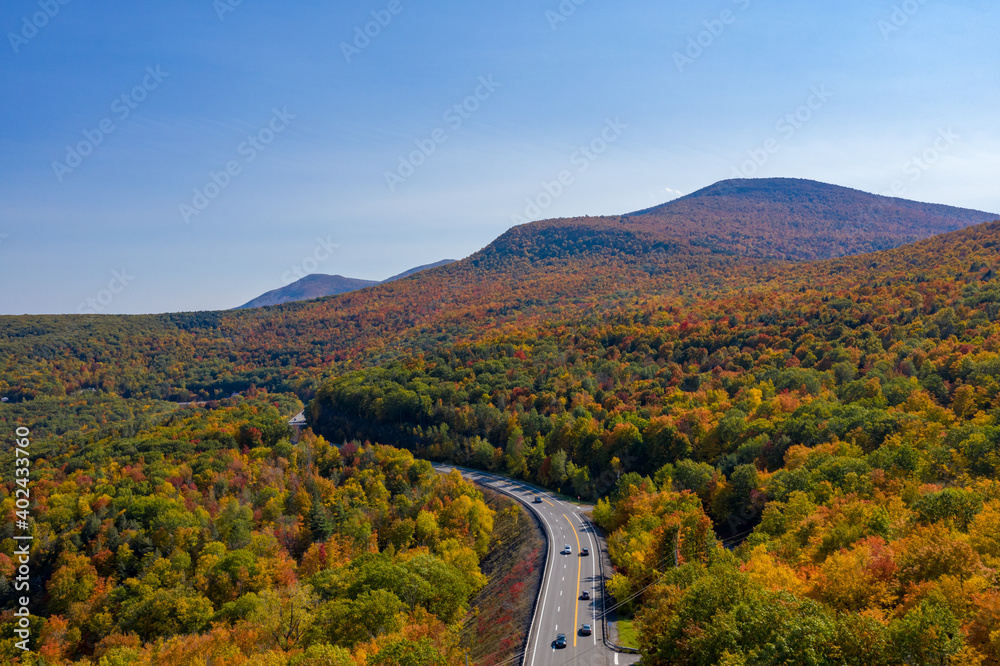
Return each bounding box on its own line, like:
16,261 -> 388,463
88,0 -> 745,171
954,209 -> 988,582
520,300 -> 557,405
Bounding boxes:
1,0 -> 998,314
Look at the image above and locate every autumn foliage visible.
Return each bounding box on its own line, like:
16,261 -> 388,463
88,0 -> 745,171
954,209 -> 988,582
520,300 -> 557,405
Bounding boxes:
3,179 -> 1000,663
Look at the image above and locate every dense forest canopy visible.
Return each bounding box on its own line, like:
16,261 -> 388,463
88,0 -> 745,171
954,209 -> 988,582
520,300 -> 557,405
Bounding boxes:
1,391 -> 498,664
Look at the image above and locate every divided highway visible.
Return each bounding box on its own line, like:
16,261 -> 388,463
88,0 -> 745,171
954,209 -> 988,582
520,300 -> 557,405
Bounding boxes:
435,464 -> 642,666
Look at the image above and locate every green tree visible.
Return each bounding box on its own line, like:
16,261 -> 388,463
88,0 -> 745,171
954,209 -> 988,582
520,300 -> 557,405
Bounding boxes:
913,488 -> 983,532
118,587 -> 214,641
889,601 -> 964,666
367,638 -> 447,666
292,644 -> 354,666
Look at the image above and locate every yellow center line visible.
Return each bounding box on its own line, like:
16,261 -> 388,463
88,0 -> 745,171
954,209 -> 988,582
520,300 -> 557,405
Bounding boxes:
564,513 -> 582,647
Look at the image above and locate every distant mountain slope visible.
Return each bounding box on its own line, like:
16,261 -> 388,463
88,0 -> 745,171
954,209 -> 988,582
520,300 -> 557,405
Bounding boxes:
235,179 -> 1000,309
476,178 -> 996,265
237,275 -> 378,309
384,259 -> 457,283
237,260 -> 456,309
625,178 -> 998,260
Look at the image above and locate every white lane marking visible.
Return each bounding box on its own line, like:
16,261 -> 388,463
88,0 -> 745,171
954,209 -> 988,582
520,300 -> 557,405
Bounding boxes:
529,504 -> 558,666
615,653 -> 619,665
578,512 -> 600,647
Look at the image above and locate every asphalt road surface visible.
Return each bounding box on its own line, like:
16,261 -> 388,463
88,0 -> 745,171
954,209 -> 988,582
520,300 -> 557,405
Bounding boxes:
435,464 -> 642,666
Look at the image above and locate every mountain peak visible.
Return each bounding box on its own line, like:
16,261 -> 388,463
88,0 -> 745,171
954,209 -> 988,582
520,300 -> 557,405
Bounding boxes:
237,275 -> 379,309
476,178 -> 998,266
625,177 -> 998,261
675,176 -> 857,199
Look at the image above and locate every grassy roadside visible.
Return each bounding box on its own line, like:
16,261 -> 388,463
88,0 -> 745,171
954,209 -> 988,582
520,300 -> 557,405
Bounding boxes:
461,487 -> 546,666
617,619 -> 639,650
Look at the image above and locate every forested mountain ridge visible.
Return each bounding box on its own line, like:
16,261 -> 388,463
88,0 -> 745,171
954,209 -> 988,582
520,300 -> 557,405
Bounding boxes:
476,178 -> 997,265
311,217 -> 1000,493
626,178 -> 997,260
2,179 -> 992,408
382,260 -> 458,283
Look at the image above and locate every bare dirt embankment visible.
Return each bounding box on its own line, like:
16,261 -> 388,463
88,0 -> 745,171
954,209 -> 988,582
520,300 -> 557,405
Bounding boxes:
461,487 -> 545,666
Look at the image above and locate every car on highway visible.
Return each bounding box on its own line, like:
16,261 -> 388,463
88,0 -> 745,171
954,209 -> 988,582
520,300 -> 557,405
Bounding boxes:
580,590 -> 590,600
580,624 -> 592,636
554,633 -> 567,648
562,544 -> 572,554
580,547 -> 590,556
532,496 -> 543,503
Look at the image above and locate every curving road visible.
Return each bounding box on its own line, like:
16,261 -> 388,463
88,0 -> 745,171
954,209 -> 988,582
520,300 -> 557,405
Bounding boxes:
435,464 -> 641,666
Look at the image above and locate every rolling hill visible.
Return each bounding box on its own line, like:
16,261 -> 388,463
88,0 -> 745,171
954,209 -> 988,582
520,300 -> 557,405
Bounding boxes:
236,274 -> 379,309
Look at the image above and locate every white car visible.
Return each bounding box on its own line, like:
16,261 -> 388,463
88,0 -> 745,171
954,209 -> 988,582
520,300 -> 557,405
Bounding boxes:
562,544 -> 572,554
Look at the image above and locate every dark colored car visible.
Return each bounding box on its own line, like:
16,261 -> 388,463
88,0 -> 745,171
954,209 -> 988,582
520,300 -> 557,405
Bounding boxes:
580,590 -> 590,600
580,624 -> 592,636
533,496 -> 543,503
580,547 -> 590,556
555,633 -> 567,648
